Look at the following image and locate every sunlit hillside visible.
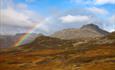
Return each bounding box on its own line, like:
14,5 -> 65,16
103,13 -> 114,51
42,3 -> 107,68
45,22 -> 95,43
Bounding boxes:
0,32 -> 115,70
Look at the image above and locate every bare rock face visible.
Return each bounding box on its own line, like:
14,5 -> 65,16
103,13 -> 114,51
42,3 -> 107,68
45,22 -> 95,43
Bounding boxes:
81,24 -> 109,35
51,24 -> 109,40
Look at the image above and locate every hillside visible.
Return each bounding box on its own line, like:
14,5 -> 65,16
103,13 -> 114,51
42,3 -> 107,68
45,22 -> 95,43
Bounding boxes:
0,33 -> 38,48
14,33 -> 38,45
20,35 -> 75,49
0,35 -> 14,48
0,32 -> 115,70
51,24 -> 109,40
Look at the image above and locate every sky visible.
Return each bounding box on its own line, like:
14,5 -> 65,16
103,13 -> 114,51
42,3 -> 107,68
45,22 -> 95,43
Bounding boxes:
0,0 -> 115,35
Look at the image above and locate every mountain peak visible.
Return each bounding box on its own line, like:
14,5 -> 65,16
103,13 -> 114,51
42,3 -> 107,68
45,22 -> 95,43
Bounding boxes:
81,24 -> 99,30
51,24 -> 109,40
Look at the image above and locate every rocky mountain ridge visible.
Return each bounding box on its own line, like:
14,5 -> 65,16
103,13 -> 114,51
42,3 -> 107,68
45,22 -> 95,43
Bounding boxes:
51,24 -> 109,40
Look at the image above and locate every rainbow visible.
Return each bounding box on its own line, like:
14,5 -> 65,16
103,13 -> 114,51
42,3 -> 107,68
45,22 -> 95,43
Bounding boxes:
14,18 -> 49,47
14,25 -> 36,47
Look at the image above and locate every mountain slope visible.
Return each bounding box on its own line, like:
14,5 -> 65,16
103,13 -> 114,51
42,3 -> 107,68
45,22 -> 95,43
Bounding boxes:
0,32 -> 115,70
0,33 -> 38,48
51,24 -> 109,40
20,35 -> 75,49
0,35 -> 14,48
14,33 -> 38,45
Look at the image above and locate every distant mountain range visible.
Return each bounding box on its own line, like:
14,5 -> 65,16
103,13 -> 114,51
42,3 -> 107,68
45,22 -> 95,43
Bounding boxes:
0,35 -> 14,48
18,30 -> 114,50
0,24 -> 111,48
0,28 -> 114,70
51,24 -> 109,40
0,33 -> 38,48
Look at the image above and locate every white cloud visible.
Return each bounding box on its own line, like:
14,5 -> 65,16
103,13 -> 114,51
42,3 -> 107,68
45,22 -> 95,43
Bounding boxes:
60,15 -> 90,23
109,15 -> 115,23
95,0 -> 115,4
109,15 -> 115,32
0,7 -> 36,27
104,15 -> 115,32
0,0 -> 45,34
0,0 -> 13,9
0,0 -> 43,27
87,7 -> 108,15
16,3 -> 28,10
